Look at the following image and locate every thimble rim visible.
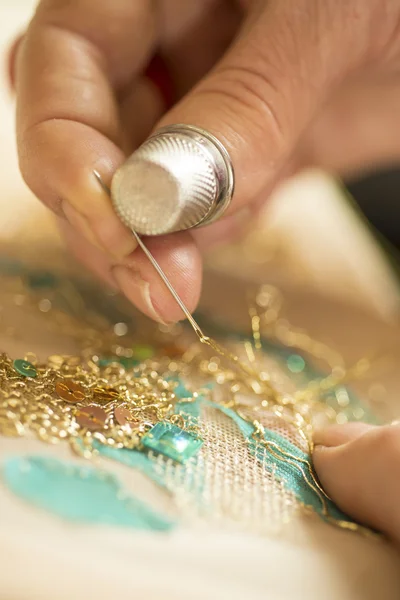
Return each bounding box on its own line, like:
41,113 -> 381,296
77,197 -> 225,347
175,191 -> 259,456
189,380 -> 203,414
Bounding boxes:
150,124 -> 235,228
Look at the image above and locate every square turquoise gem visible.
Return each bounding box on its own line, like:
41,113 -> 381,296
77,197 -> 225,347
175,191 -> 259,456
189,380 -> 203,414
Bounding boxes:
141,423 -> 203,463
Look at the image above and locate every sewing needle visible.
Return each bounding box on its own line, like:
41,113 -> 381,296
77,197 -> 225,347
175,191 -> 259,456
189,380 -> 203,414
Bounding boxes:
93,170 -> 206,341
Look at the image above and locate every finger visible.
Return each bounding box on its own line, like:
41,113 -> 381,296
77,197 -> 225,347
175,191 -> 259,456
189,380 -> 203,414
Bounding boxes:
296,76 -> 400,177
313,423 -> 400,542
157,0 -> 359,214
192,207 -> 254,251
58,219 -> 116,289
59,220 -> 202,324
313,422 -> 375,448
16,0 -> 157,261
6,33 -> 24,91
119,77 -> 165,154
158,0 -> 241,99
120,1 -> 241,150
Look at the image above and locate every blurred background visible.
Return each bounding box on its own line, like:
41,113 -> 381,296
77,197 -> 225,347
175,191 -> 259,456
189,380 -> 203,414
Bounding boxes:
1,0 -> 400,323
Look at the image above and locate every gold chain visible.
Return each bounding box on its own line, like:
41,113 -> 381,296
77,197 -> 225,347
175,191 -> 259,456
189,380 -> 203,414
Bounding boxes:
0,264 -> 384,535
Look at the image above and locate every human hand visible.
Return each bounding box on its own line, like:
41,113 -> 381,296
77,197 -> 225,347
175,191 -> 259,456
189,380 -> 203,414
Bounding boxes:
12,0 -> 400,322
313,422 -> 400,545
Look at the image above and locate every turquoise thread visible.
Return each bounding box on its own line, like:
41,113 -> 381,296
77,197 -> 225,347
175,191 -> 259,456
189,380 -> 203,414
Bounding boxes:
167,376 -> 194,400
205,401 -> 353,523
2,456 -> 174,531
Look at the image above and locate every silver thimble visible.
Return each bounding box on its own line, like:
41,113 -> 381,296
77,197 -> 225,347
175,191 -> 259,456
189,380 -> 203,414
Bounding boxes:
111,124 -> 234,236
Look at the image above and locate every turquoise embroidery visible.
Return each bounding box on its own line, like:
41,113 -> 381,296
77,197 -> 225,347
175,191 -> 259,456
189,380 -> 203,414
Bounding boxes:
96,397 -> 205,502
96,444 -> 169,489
175,400 -> 202,419
96,378 -> 357,527
2,456 -> 174,531
206,401 -> 350,523
2,381 -> 355,530
167,376 -> 193,399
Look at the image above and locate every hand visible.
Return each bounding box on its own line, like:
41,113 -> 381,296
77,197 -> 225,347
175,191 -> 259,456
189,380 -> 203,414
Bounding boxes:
13,0 -> 400,322
313,422 -> 400,545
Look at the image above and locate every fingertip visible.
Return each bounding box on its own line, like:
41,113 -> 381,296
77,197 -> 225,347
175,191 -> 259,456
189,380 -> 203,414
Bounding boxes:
6,33 -> 24,92
124,232 -> 203,323
313,422 -> 376,449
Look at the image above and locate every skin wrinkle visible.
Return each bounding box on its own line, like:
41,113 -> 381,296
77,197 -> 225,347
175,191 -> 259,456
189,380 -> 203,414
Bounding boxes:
380,11 -> 400,64
184,85 -> 285,181
213,64 -> 287,149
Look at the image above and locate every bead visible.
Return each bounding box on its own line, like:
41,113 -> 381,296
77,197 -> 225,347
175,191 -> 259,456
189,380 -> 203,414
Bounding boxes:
141,422 -> 203,463
55,380 -> 86,403
287,354 -> 306,374
132,345 -> 154,361
98,356 -> 139,369
13,359 -> 37,378
26,271 -> 58,289
75,406 -> 107,430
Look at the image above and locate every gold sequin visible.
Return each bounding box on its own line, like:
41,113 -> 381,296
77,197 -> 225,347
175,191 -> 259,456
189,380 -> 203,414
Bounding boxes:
75,405 -> 107,430
55,380 -> 86,404
114,405 -> 139,426
91,386 -> 120,404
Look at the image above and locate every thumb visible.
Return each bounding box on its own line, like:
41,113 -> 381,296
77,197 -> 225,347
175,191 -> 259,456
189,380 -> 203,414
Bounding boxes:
157,1 -> 360,213
313,422 -> 400,544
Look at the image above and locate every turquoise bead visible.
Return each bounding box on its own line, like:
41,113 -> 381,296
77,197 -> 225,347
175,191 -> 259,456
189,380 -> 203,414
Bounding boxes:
26,271 -> 58,289
287,354 -> 306,374
132,345 -> 154,361
13,359 -> 37,378
119,357 -> 140,369
141,422 -> 203,463
98,356 -> 139,369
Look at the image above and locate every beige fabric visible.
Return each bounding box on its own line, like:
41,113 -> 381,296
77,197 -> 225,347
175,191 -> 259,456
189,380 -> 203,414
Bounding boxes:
0,279 -> 400,599
1,436 -> 400,600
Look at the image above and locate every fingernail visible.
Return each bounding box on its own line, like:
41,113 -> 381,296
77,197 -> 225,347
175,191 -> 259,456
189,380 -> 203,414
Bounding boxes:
90,215 -> 137,260
63,201 -> 137,260
90,170 -> 137,260
314,422 -> 376,448
62,202 -> 105,253
112,265 -> 167,324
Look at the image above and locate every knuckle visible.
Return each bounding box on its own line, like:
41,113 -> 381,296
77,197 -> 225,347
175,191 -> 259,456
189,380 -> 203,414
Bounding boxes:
201,63 -> 288,160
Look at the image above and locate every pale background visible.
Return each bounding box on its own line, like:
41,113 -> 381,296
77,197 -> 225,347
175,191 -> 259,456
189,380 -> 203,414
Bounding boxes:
1,4 -> 400,599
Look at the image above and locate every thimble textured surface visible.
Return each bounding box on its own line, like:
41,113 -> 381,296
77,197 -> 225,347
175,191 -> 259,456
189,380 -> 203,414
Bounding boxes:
111,128 -> 228,236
